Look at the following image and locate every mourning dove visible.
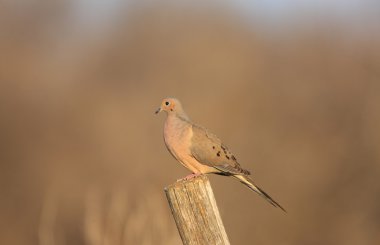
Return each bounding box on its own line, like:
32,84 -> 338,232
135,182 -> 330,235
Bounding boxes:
155,98 -> 285,212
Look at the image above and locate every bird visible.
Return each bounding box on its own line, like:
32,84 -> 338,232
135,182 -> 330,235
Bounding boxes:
155,98 -> 286,212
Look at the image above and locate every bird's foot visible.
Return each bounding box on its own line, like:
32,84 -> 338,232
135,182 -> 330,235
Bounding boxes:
176,173 -> 202,182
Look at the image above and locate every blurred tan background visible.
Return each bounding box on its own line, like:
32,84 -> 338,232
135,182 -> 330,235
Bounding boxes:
1,0 -> 380,244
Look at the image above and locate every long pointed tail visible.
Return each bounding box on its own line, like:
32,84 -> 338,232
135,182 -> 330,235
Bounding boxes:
234,175 -> 286,212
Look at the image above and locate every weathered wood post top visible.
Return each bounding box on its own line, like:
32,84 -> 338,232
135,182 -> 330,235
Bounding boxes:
164,175 -> 230,245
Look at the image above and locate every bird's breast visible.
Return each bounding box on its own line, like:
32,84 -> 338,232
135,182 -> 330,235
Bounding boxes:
163,117 -> 216,174
163,117 -> 203,173
164,117 -> 191,155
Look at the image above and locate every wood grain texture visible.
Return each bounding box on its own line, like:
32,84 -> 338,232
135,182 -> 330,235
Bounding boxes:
164,175 -> 230,245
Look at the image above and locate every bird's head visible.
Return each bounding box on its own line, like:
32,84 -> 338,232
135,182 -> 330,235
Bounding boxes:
155,98 -> 189,120
155,98 -> 181,114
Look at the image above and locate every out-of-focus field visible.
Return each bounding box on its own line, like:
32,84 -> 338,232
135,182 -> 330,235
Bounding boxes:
1,1 -> 380,244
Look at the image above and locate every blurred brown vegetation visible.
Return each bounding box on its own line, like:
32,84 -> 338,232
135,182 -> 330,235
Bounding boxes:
1,1 -> 380,245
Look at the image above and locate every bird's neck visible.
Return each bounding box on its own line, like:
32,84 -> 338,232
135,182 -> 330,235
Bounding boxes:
165,113 -> 191,135
170,111 -> 190,122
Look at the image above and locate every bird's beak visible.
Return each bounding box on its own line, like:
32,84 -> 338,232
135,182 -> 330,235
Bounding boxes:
155,107 -> 162,114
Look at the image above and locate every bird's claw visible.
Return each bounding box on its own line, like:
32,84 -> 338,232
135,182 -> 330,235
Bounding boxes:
176,173 -> 202,182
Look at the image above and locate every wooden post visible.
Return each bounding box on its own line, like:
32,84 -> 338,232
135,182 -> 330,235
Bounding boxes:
164,175 -> 230,245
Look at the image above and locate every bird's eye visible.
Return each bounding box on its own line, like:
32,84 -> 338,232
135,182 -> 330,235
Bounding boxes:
165,101 -> 170,106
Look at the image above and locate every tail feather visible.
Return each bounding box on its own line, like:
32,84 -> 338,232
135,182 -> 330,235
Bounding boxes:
234,175 -> 286,212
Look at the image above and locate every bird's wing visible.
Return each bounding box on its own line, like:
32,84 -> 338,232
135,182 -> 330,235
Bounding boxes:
190,124 -> 250,175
